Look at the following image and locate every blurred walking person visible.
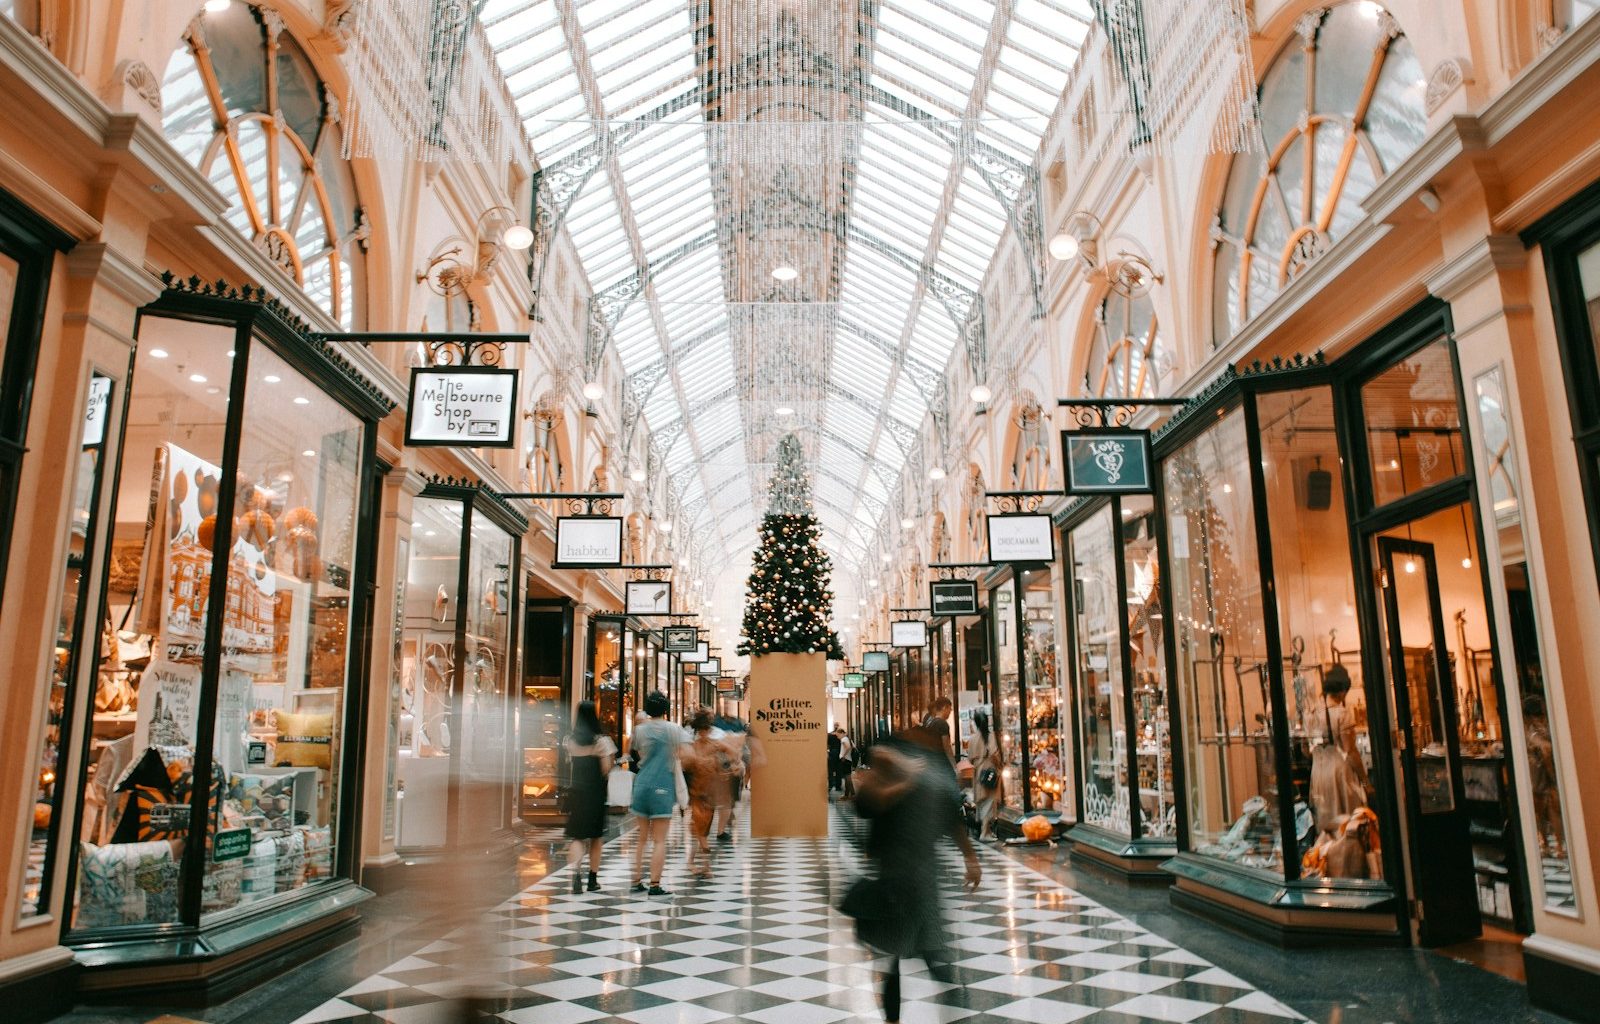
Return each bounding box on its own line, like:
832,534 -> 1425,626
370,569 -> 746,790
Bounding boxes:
844,735 -> 981,1024
564,701 -> 614,893
630,691 -> 682,895
681,707 -> 742,878
965,708 -> 1003,840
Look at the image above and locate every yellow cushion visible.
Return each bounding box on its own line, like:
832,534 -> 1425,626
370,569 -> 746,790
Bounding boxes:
275,711 -> 334,769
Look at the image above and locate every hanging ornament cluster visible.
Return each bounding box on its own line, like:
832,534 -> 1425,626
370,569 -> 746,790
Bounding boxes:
738,435 -> 844,660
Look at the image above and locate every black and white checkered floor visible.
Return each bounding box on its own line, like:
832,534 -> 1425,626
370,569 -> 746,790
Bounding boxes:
290,807 -> 1310,1024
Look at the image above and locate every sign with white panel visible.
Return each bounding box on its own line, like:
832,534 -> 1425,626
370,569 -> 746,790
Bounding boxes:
987,513 -> 1056,564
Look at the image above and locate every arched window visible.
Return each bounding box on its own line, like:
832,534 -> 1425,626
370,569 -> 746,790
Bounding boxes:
1,1 -> 37,31
1008,395 -> 1049,491
1087,291 -> 1168,398
526,409 -> 564,492
161,4 -> 366,328
1211,2 -> 1424,342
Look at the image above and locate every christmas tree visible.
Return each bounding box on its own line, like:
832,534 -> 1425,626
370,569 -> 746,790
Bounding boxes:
738,434 -> 845,659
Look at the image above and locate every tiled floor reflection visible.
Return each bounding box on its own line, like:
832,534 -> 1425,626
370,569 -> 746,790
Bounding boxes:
289,808 -> 1308,1024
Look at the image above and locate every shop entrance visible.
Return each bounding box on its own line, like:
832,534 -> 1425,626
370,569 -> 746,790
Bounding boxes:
1370,495 -> 1528,945
1375,534 -> 1480,945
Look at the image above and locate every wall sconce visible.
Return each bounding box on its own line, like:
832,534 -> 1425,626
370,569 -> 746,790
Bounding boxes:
416,205 -> 534,299
1048,210 -> 1163,299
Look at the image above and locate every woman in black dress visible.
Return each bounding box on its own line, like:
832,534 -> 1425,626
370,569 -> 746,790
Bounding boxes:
564,701 -> 615,893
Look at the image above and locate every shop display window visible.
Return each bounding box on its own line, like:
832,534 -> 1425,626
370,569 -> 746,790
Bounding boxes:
1362,338 -> 1466,506
1122,495 -> 1174,838
1474,367 -> 1576,912
1164,408 -> 1278,876
62,296 -> 386,938
589,618 -> 627,751
1069,495 -> 1176,844
1258,386 -> 1376,881
521,602 -> 571,821
1071,507 -> 1128,834
396,489 -> 519,851
1023,569 -> 1065,809
992,583 -> 1020,799
21,373 -> 114,919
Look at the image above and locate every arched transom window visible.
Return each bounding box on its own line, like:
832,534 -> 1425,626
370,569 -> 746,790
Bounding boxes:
161,3 -> 366,328
1212,2 -> 1424,342
1087,291 -> 1168,398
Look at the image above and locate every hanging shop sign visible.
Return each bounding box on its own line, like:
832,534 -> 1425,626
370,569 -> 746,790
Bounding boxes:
664,626 -> 699,652
891,619 -> 929,648
717,677 -> 737,693
697,657 -> 722,676
843,672 -> 865,689
681,641 -> 709,664
987,513 -> 1056,563
625,580 -> 673,616
830,686 -> 852,699
862,651 -> 890,673
405,366 -> 518,448
552,516 -> 624,568
1062,428 -> 1153,494
929,579 -> 979,617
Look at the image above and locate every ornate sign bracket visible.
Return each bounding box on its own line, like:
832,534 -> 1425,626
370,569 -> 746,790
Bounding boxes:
928,561 -> 989,581
505,491 -> 623,516
1056,396 -> 1187,427
983,489 -> 1064,514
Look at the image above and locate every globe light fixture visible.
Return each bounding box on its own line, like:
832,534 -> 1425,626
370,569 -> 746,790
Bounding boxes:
502,223 -> 535,251
970,383 -> 992,404
582,380 -> 605,402
629,466 -> 647,482
204,0 -> 231,11
928,466 -> 945,481
775,405 -> 796,417
658,519 -> 673,535
771,265 -> 798,282
1047,231 -> 1080,261
901,517 -> 915,530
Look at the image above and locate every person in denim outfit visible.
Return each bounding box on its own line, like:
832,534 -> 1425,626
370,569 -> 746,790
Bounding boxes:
629,691 -> 682,895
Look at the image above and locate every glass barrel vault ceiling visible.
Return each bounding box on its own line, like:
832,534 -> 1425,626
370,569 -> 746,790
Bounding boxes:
484,0 -> 1092,578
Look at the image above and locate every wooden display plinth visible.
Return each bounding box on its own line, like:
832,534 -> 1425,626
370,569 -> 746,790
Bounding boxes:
748,652 -> 829,838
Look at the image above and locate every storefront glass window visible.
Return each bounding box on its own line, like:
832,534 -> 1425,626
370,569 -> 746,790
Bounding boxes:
993,583 -> 1020,799
70,317 -> 233,930
1022,569 -> 1065,810
591,620 -> 625,749
397,499 -> 462,851
460,514 -> 513,835
1165,409 -> 1278,876
0,250 -> 16,372
21,373 -> 113,919
1258,386 -> 1375,879
198,343 -> 362,920
1475,366 -> 1575,912
1123,494 -> 1175,838
1212,3 -> 1425,341
1363,337 -> 1466,507
1071,507 -> 1127,833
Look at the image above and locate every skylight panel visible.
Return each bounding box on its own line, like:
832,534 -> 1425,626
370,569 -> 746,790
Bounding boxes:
889,378 -> 930,425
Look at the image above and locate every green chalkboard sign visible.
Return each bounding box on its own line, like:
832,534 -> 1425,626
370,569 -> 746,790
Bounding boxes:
214,827 -> 253,862
1062,429 -> 1153,494
843,672 -> 865,689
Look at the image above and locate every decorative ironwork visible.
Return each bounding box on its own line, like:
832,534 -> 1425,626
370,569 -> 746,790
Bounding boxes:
624,564 -> 672,582
503,491 -> 622,517
421,474 -> 531,534
984,489 -> 1064,514
156,274 -> 397,414
928,562 -> 988,582
1058,397 -> 1189,429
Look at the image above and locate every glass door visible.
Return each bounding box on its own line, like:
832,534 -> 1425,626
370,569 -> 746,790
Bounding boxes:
1376,536 -> 1480,945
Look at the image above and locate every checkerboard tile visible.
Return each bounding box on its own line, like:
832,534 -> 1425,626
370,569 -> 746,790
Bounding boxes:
289,806 -> 1313,1024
